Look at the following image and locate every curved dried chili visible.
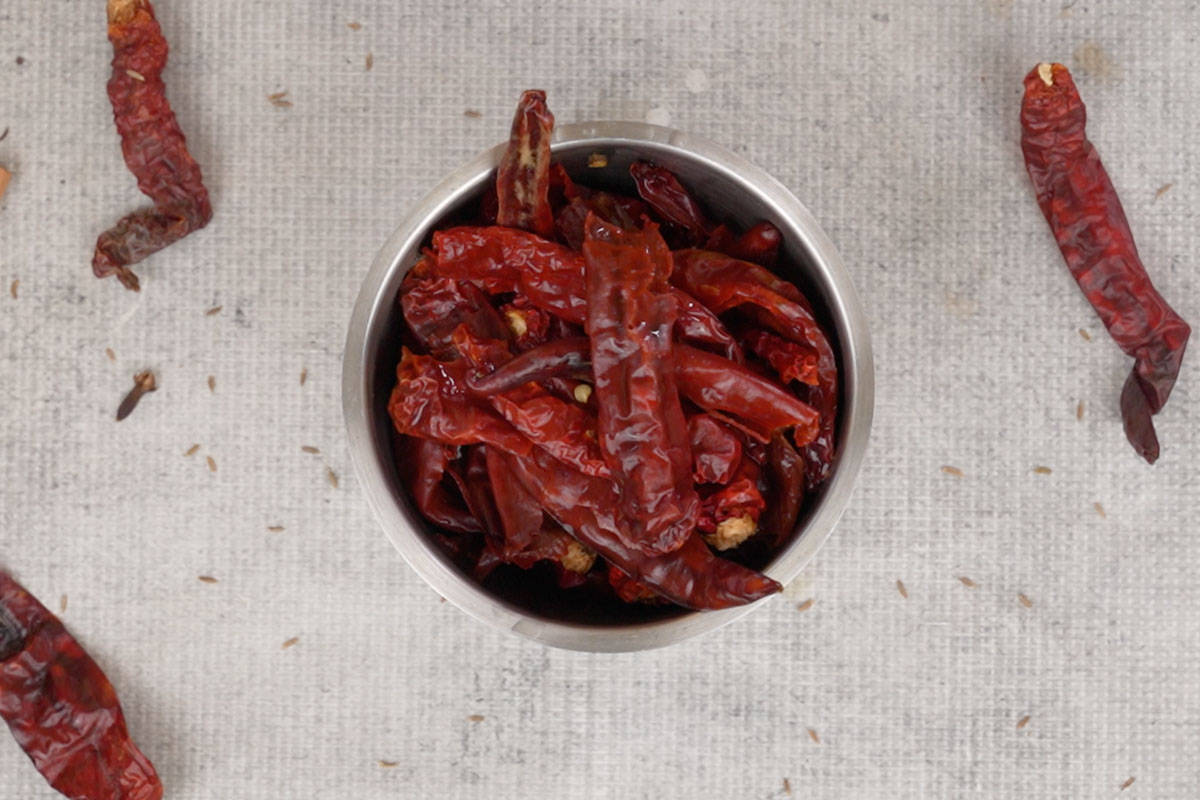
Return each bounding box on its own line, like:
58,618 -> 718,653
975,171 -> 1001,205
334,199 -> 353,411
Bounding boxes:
94,0 -> 212,291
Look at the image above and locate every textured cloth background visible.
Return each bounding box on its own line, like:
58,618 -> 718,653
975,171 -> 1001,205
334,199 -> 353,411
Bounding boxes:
1,1 -> 1198,797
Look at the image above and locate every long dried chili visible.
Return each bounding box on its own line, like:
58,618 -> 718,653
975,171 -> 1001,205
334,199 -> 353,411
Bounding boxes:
94,0 -> 212,291
495,90 -> 555,238
0,570 -> 162,800
1021,63 -> 1190,462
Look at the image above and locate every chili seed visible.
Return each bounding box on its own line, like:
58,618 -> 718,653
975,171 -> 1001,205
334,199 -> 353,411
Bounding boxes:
326,467 -> 339,489
125,68 -> 145,82
197,576 -> 218,584
301,446 -> 320,454
280,637 -> 299,650
587,153 -> 608,168
896,579 -> 908,599
958,576 -> 977,588
941,465 -> 963,477
184,444 -> 200,456
573,384 -> 593,404
204,305 -> 222,316
1016,715 -> 1031,729
1120,777 -> 1135,790
1033,466 -> 1052,474
467,714 -> 485,722
807,728 -> 820,744
796,598 -> 814,612
116,370 -> 157,421
1018,593 -> 1033,608
206,456 -> 217,473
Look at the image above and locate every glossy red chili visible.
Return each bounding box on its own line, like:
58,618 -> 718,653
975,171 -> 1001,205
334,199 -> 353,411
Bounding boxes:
0,571 -> 162,800
1021,63 -> 1190,462
93,0 -> 211,291
496,90 -> 555,238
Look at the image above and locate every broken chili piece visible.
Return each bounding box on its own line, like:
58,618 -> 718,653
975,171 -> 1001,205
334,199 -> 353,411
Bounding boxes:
94,0 -> 212,291
0,570 -> 163,800
389,90 -> 842,610
1021,63 -> 1190,462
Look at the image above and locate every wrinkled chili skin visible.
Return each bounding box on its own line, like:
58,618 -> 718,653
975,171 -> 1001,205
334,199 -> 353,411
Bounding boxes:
688,416 -> 742,485
762,432 -> 806,547
496,90 -> 555,238
630,161 -> 712,243
1021,63 -> 1190,463
503,449 -> 780,609
583,217 -> 699,555
94,0 -> 212,291
410,438 -> 483,534
0,571 -> 163,800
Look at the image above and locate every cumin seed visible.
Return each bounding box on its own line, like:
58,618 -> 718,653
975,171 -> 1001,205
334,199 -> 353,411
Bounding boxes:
463,109 -> 482,118
205,305 -> 222,316
807,728 -> 820,744
301,445 -> 320,454
198,576 -> 218,584
206,456 -> 217,473
300,367 -> 308,386
1120,777 -> 1135,790
1033,466 -> 1052,475
796,598 -> 814,612
958,576 -> 977,588
1016,714 -> 1031,729
267,91 -> 293,108
59,595 -> 67,613
281,636 -> 300,650
1154,183 -> 1173,200
365,52 -> 373,70
207,375 -> 216,392
1078,328 -> 1091,341
377,760 -> 398,768
1076,400 -> 1084,420
1018,593 -> 1033,609
326,467 -> 339,489
467,714 -> 484,722
8,279 -> 17,299
896,579 -> 908,599
347,21 -> 362,30
941,465 -> 963,477
184,443 -> 200,456
267,525 -> 285,532
783,778 -> 792,796
1094,502 -> 1107,519
105,347 -> 117,362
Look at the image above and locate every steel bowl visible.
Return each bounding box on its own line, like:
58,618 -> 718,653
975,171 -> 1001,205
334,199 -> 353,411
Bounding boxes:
343,121 -> 873,652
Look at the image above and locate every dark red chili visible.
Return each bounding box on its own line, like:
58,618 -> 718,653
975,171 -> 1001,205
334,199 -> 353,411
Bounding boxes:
94,0 -> 212,291
1021,63 -> 1190,462
495,90 -> 555,238
0,570 -> 163,800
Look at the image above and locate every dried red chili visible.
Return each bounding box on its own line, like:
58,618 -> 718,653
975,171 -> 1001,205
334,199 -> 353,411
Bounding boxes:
495,90 -> 555,238
630,160 -> 712,243
583,216 -> 699,554
0,570 -> 162,800
1022,63 -> 1190,462
94,0 -> 212,291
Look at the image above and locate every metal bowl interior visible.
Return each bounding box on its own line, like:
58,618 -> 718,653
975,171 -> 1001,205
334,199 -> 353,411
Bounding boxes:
343,121 -> 874,652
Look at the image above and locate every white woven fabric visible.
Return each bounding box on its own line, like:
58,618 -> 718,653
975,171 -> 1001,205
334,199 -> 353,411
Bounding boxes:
1,1 -> 1197,797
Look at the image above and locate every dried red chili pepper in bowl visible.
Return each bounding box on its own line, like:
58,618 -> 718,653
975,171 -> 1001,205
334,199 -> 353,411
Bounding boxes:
344,94 -> 873,651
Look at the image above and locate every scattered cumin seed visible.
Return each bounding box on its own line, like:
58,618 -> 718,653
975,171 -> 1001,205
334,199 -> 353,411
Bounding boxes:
281,636 -> 300,650
941,465 -> 963,477
588,153 -> 608,168
0,127 -> 8,143
1154,182 -> 1173,200
377,760 -> 398,768
207,375 -> 216,393
267,525 -> 285,532
326,467 -> 339,488
807,728 -> 820,744
204,305 -> 222,316
1120,776 -> 1135,790
184,443 -> 200,457
267,91 -> 293,108
125,68 -> 145,82
463,109 -> 482,118
347,21 -> 362,30
116,370 -> 157,421
1018,593 -> 1033,609
1078,328 -> 1091,341
467,714 -> 485,722
958,576 -> 977,588
9,279 -> 17,299
782,778 -> 792,796
1033,466 -> 1052,475
0,166 -> 9,200
197,576 -> 218,584
1094,501 -> 1107,519
796,598 -> 814,612
105,347 -> 116,362
206,455 -> 217,473
300,367 -> 308,386
365,52 -> 373,71
301,445 -> 320,454
896,579 -> 908,599
1076,399 -> 1084,420
59,595 -> 67,613
1016,714 -> 1031,729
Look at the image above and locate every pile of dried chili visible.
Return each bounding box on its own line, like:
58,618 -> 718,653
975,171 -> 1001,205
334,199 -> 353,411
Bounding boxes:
0,570 -> 163,800
94,0 -> 212,292
1021,63 -> 1190,463
389,91 -> 840,610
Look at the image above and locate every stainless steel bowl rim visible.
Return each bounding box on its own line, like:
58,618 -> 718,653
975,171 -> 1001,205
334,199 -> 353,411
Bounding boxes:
343,121 -> 874,652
